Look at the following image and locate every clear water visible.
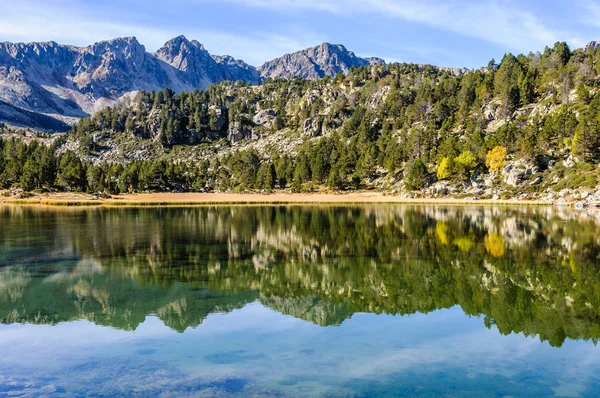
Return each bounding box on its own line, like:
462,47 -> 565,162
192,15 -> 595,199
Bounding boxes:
0,205 -> 599,397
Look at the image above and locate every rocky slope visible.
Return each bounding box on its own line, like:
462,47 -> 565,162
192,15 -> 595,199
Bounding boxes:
258,42 -> 384,79
0,37 -> 386,131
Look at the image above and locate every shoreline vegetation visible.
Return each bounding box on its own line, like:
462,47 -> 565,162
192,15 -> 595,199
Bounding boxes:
0,191 -> 559,207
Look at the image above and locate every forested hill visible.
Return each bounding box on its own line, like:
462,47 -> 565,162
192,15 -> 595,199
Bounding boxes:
2,41 -> 600,202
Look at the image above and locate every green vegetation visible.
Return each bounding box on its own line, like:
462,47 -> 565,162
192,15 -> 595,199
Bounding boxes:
3,41 -> 600,194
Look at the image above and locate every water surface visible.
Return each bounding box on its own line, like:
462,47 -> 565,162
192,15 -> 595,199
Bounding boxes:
1,205 -> 599,397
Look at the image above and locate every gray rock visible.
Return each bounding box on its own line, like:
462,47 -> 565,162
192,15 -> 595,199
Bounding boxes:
228,121 -> 249,143
586,40 -> 600,51
530,176 -> 543,186
563,155 -> 575,168
502,160 -> 538,187
258,42 -> 385,80
303,118 -> 323,137
253,109 -> 276,126
209,105 -> 227,131
580,190 -> 590,200
432,182 -> 449,195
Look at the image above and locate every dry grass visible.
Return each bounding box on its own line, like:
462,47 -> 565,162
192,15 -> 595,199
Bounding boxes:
0,192 -> 551,207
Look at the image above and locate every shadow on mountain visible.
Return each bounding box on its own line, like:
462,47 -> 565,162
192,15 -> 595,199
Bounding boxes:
0,100 -> 72,132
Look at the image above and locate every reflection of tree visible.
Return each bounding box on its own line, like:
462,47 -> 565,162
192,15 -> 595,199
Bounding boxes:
485,234 -> 505,258
0,205 -> 600,346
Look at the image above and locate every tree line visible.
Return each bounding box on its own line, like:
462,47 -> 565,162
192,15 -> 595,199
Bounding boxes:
3,40 -> 600,193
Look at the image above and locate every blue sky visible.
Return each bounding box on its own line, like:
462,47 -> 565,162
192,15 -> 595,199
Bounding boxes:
2,0 -> 600,68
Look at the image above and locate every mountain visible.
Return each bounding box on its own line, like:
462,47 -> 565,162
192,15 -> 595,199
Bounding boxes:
0,36 -> 261,130
154,35 -> 259,90
258,42 -> 385,79
0,37 -> 386,131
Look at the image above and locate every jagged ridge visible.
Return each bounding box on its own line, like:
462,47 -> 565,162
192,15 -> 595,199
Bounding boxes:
0,37 -> 387,130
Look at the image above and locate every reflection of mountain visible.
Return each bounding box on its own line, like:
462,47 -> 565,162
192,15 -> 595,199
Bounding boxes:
1,205 -> 600,346
0,261 -> 256,332
260,296 -> 353,326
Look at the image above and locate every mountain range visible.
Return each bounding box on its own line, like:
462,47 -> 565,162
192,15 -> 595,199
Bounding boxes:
0,36 -> 385,130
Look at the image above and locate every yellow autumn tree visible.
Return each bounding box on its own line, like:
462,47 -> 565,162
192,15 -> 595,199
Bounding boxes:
437,157 -> 452,180
485,146 -> 508,173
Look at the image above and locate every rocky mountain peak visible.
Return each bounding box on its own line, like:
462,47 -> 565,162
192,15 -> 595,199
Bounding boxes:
86,36 -> 145,56
159,35 -> 203,52
258,42 -> 384,80
0,36 -> 388,130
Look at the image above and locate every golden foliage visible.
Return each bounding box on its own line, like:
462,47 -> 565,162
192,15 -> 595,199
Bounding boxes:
485,146 -> 508,173
485,233 -> 506,258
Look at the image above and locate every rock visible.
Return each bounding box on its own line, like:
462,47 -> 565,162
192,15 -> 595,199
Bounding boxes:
470,171 -> 483,188
586,40 -> 600,51
536,154 -> 554,171
563,155 -> 575,168
303,118 -> 323,137
432,182 -> 449,196
575,201 -> 587,210
253,109 -> 276,126
227,121 -> 249,143
209,106 -> 228,132
530,176 -> 543,186
258,42 -> 385,80
483,175 -> 495,187
502,160 -> 538,187
492,194 -> 500,200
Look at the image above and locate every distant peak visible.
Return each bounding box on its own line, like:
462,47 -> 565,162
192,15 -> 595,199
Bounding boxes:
161,35 -> 205,51
586,40 -> 600,50
317,42 -> 346,51
100,36 -> 139,45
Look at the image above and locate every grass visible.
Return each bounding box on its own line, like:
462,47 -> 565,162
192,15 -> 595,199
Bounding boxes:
1,198 -> 551,208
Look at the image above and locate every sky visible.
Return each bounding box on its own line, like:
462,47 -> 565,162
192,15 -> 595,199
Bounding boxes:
1,0 -> 600,68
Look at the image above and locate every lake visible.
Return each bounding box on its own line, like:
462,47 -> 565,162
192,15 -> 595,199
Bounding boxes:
0,205 -> 599,397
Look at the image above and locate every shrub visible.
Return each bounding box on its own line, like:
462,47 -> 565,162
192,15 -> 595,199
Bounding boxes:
454,151 -> 479,179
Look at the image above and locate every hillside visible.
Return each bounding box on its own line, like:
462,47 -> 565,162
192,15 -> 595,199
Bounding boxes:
2,40 -> 600,202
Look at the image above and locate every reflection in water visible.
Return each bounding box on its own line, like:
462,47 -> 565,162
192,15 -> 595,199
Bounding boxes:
1,205 -> 600,396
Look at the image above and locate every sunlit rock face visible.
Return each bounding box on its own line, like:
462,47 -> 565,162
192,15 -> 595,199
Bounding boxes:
258,42 -> 384,80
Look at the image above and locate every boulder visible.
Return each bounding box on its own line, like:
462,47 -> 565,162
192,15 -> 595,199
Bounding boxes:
563,155 -> 575,168
303,118 -> 323,137
432,182 -> 449,196
209,106 -> 228,132
502,160 -> 538,187
253,109 -> 276,126
530,176 -> 543,186
227,121 -> 249,143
